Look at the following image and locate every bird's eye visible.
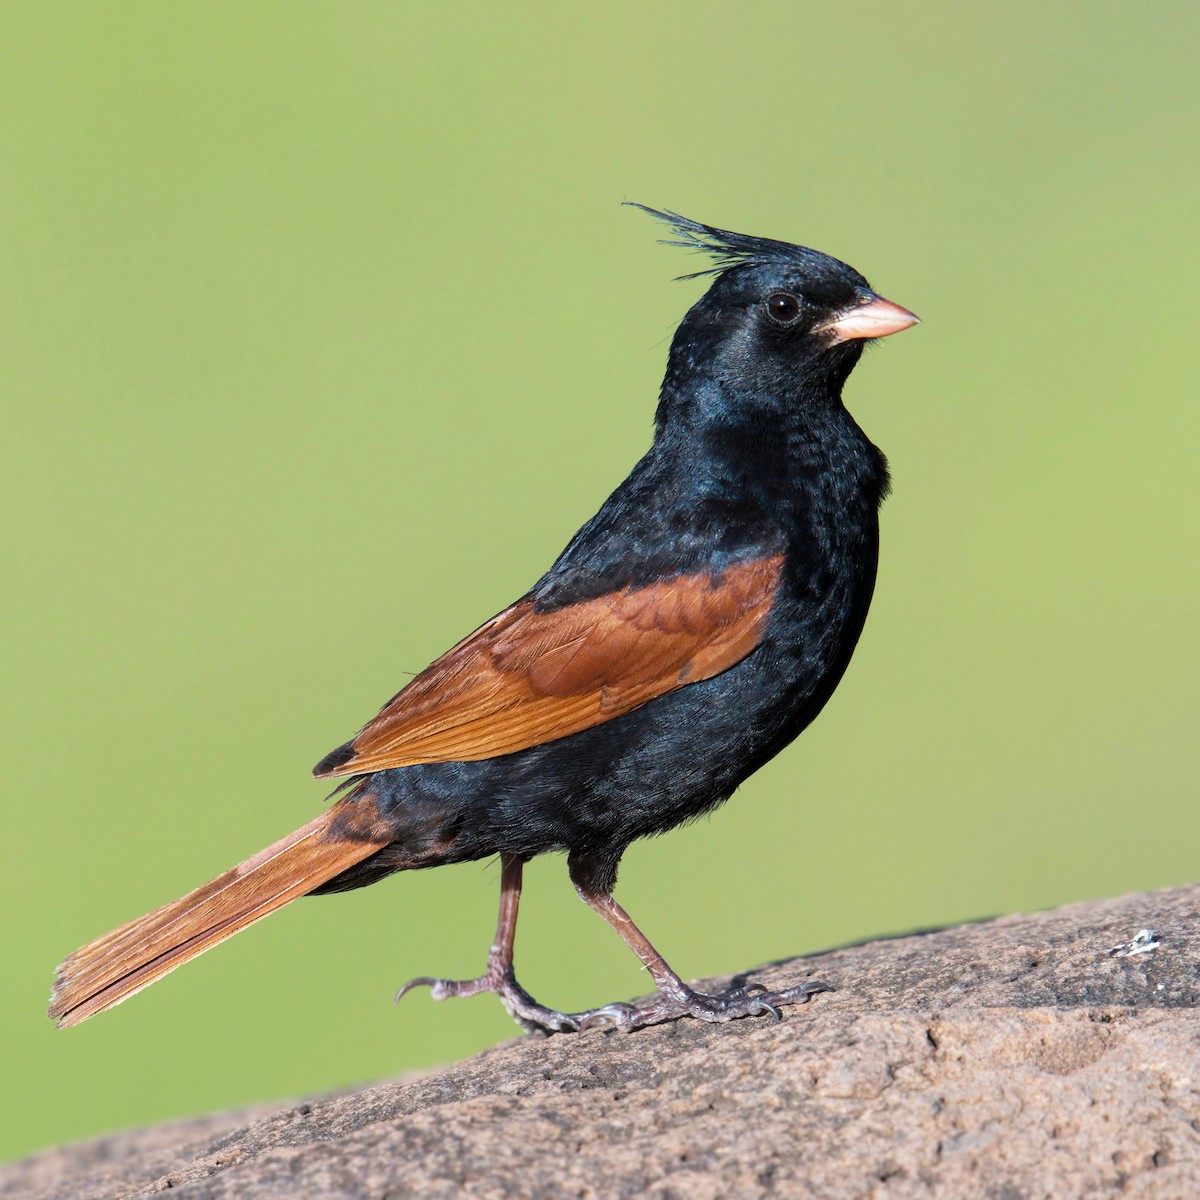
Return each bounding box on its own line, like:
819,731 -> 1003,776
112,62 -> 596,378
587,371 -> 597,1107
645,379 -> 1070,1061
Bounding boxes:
765,293 -> 802,325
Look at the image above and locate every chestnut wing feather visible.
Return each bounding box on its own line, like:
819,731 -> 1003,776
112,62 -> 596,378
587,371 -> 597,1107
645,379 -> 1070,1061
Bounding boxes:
316,555 -> 784,777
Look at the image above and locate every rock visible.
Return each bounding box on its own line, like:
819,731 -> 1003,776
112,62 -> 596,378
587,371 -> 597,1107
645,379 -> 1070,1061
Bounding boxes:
5,884 -> 1200,1199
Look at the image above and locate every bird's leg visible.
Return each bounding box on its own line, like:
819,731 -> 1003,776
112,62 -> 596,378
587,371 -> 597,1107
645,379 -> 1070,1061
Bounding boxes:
565,858 -> 828,1033
395,852 -> 584,1033
399,852 -> 826,1035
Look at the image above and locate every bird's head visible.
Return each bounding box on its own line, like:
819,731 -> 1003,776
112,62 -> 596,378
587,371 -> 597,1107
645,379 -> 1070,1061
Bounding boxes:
631,206 -> 918,426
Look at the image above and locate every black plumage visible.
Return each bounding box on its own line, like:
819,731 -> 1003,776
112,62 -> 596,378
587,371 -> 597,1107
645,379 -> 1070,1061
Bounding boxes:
50,207 -> 918,1033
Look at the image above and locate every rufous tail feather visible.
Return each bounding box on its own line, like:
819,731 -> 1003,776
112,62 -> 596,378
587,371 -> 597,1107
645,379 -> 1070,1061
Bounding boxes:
49,797 -> 392,1028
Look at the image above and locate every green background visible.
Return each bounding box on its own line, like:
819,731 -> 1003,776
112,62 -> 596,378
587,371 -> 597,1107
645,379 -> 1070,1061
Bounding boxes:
3,1 -> 1197,1164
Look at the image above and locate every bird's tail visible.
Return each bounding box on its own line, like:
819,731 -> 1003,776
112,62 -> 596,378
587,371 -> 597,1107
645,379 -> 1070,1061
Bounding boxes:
49,793 -> 394,1028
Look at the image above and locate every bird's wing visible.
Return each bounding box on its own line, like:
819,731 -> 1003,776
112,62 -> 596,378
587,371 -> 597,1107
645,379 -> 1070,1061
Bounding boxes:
314,554 -> 784,777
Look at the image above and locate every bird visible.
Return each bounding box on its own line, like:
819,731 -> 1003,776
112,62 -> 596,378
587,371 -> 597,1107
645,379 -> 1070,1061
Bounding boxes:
49,205 -> 919,1034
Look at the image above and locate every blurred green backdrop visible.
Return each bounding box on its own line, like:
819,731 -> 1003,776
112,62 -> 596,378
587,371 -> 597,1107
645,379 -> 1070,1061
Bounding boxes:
2,0 -> 1197,1164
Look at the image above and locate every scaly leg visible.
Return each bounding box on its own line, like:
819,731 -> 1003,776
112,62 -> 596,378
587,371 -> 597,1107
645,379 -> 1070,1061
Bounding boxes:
396,852 -> 581,1032
397,851 -> 827,1034
567,884 -> 827,1032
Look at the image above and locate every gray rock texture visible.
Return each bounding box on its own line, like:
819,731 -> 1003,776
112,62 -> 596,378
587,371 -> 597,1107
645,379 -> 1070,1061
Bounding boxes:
6,883 -> 1200,1198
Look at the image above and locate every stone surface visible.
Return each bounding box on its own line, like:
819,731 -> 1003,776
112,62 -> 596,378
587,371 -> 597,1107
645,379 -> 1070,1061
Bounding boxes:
5,884 -> 1200,1198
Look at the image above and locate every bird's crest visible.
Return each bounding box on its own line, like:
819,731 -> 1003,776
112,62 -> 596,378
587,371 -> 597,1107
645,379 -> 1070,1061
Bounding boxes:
626,203 -> 827,281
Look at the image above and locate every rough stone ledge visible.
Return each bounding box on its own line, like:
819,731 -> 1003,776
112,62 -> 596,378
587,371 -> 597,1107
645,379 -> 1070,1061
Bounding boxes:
6,883 -> 1199,1199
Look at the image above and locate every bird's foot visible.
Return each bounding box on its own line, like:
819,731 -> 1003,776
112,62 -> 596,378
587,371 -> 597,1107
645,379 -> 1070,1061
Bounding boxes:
398,967 -> 828,1035
395,967 -> 586,1033
574,977 -> 830,1032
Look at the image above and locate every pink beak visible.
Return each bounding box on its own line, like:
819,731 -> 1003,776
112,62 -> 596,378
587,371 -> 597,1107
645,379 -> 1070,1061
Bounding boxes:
818,295 -> 920,343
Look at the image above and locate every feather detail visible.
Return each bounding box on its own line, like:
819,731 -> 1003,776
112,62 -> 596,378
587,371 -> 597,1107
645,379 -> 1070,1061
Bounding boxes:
315,555 -> 784,778
49,796 -> 392,1027
624,203 -> 858,282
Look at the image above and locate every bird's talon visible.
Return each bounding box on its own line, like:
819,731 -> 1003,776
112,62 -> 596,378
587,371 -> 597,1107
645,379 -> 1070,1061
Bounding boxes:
393,976 -> 437,1004
578,1001 -> 638,1031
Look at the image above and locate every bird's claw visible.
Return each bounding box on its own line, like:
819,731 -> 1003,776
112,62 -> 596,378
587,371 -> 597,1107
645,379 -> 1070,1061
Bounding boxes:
553,977 -> 827,1033
393,966 -> 583,1032
394,976 -> 433,1004
720,980 -> 783,1019
395,966 -> 828,1034
394,974 -> 492,1004
578,1002 -> 639,1031
646,977 -> 827,1027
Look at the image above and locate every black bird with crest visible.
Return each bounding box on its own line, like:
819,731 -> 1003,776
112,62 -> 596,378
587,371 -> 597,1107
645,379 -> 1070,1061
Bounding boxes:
50,206 -> 919,1033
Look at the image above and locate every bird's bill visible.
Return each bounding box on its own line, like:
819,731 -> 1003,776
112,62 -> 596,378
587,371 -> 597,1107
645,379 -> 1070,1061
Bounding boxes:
817,296 -> 920,343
